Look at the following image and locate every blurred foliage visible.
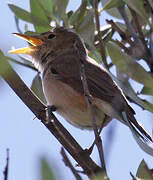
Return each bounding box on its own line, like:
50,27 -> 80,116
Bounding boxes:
136,159 -> 153,179
92,172 -> 110,180
40,157 -> 56,180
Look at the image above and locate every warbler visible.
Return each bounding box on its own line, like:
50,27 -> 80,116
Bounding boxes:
9,27 -> 153,143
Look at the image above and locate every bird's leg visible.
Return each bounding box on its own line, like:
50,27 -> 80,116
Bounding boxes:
46,105 -> 57,123
85,125 -> 103,155
85,115 -> 111,155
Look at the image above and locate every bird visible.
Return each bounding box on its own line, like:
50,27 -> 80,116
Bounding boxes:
9,27 -> 153,144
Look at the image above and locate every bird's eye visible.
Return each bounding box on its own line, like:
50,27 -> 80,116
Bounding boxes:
48,34 -> 56,39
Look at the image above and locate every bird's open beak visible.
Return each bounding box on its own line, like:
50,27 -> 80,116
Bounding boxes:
8,33 -> 44,55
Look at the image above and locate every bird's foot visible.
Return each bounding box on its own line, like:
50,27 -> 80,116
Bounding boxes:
46,105 -> 57,124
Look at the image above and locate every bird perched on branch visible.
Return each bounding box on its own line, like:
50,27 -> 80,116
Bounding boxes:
9,27 -> 153,148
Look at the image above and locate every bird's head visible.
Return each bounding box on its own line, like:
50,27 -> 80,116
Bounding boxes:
9,27 -> 86,72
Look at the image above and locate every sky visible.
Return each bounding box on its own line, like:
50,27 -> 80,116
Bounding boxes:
0,1 -> 153,180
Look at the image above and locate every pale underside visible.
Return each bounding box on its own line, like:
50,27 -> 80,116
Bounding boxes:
43,71 -> 122,129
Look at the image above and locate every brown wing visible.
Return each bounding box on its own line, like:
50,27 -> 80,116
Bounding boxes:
45,52 -> 127,113
45,52 -> 152,142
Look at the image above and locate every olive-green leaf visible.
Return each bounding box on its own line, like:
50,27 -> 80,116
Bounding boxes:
0,50 -> 11,78
123,0 -> 148,21
40,157 -> 56,180
136,160 -> 153,179
112,74 -> 153,113
30,0 -> 51,32
141,86 -> 153,96
38,0 -> 54,17
8,3 -> 33,23
52,0 -> 69,24
106,41 -> 153,90
101,0 -> 131,19
8,4 -> 50,28
31,73 -> 47,104
69,0 -> 88,28
114,22 -> 127,32
78,9 -> 95,44
148,0 -> 153,10
102,0 -> 125,11
92,172 -> 110,180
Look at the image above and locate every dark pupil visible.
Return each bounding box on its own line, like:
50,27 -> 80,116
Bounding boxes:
48,34 -> 56,39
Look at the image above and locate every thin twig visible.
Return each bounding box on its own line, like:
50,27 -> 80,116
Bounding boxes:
128,7 -> 153,72
117,6 -> 139,40
61,148 -> 83,180
0,56 -> 103,178
94,0 -> 108,69
106,19 -> 132,44
74,41 -> 106,172
3,149 -> 9,180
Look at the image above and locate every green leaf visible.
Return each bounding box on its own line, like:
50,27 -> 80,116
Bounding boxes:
106,41 -> 153,90
40,157 -> 56,180
69,0 -> 88,27
88,44 -> 102,64
141,86 -> 153,96
136,160 -> 153,179
8,4 -> 50,28
38,0 -> 54,17
8,3 -> 33,23
54,0 -> 68,16
112,74 -> 153,113
102,0 -> 125,11
114,22 -> 127,32
148,0 -> 153,10
30,0 -> 51,32
31,74 -> 47,104
77,9 -> 95,44
101,0 -> 131,19
123,0 -> 148,21
52,0 -> 69,25
0,50 -> 11,78
92,172 -> 110,180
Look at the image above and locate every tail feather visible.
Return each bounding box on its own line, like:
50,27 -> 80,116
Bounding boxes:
126,107 -> 153,142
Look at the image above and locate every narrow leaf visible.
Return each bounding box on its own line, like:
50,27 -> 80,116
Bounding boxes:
31,74 -> 46,104
40,157 -> 56,180
112,74 -> 153,113
0,50 -> 11,77
106,41 -> 153,90
69,0 -> 88,27
123,0 -> 148,21
101,0 -> 131,19
30,0 -> 51,32
92,172 -> 110,180
38,0 -> 54,17
77,9 -> 95,44
102,0 -> 125,11
8,4 -> 50,28
136,160 -> 153,179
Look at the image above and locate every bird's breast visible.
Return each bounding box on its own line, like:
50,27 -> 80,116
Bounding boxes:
42,71 -> 106,128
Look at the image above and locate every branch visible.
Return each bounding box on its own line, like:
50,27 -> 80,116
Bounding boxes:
74,41 -> 106,172
106,19 -> 132,44
94,0 -> 108,69
3,149 -> 9,180
61,148 -> 82,180
0,54 -> 103,178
